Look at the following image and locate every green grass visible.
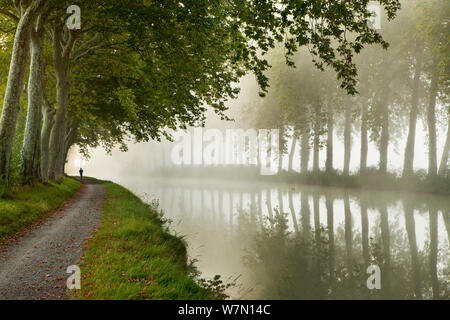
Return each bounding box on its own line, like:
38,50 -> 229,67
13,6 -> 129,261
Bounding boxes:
0,177 -> 81,243
74,181 -> 219,300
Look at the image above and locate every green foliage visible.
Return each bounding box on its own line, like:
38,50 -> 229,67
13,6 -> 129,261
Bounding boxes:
1,0 -> 403,163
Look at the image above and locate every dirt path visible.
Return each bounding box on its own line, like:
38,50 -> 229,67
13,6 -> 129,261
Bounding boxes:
0,179 -> 105,300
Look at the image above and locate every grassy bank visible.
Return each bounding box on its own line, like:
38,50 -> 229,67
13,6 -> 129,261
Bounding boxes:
74,181 -> 221,300
0,177 -> 81,243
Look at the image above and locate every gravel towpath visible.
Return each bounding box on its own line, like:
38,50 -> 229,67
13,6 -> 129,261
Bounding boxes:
0,179 -> 105,300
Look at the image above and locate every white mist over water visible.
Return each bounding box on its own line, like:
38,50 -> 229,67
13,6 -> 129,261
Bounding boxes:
65,74 -> 449,299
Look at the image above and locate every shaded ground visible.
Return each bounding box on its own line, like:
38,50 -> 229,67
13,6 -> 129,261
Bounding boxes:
0,179 -> 105,300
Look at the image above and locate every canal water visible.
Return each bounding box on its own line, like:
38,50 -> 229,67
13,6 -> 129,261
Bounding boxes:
111,175 -> 449,299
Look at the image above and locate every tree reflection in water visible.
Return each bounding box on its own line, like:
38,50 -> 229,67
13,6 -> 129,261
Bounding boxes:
121,178 -> 450,300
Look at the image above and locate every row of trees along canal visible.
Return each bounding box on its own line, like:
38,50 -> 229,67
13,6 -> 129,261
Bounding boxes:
0,0 -> 403,188
239,0 -> 449,181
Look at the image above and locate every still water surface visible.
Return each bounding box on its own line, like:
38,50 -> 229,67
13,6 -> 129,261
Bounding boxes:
113,176 -> 449,299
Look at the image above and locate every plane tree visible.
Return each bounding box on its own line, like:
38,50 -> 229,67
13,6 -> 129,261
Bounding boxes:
0,0 -> 402,185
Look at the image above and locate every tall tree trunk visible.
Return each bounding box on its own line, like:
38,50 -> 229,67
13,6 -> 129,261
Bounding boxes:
360,102 -> 368,175
404,203 -> 422,299
429,209 -> 439,299
325,107 -> 333,173
427,60 -> 439,178
278,126 -> 284,174
379,99 -> 390,175
288,135 -> 296,172
21,25 -> 45,184
403,43 -> 424,177
313,101 -> 321,172
60,123 -> 77,176
256,133 -> 261,169
48,25 -> 76,180
300,130 -> 310,173
0,13 -> 31,183
48,88 -> 69,180
40,99 -> 54,182
438,113 -> 450,176
343,107 -> 352,175
32,114 -> 42,181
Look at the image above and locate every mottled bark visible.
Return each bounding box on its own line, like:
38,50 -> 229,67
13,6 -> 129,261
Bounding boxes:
48,25 -> 76,180
0,9 -> 32,183
40,99 -> 55,182
343,107 -> 352,175
61,123 -> 78,175
325,107 -> 333,173
21,22 -> 45,184
427,61 -> 439,178
32,116 -> 41,180
403,43 -> 424,177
